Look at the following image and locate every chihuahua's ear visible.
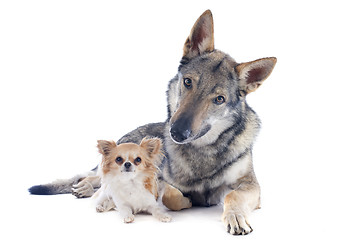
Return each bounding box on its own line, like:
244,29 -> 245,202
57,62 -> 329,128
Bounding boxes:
236,57 -> 277,95
183,10 -> 214,59
97,140 -> 117,156
140,137 -> 162,158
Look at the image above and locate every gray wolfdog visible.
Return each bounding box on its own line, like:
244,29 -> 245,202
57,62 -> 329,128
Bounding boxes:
29,10 -> 276,235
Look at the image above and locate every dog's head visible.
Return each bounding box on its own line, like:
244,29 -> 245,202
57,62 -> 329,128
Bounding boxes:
97,138 -> 162,178
167,10 -> 277,145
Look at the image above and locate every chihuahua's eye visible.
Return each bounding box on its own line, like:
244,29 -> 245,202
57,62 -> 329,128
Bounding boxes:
214,96 -> 225,105
183,78 -> 192,89
134,157 -> 141,164
115,157 -> 123,164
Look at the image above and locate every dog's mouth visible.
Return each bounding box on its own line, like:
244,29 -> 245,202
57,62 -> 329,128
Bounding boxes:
169,124 -> 211,144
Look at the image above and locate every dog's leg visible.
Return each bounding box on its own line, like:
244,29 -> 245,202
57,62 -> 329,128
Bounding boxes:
28,170 -> 96,195
96,198 -> 115,213
72,175 -> 101,198
118,204 -> 134,223
149,205 -> 172,222
162,184 -> 192,211
222,182 -> 260,235
93,189 -> 116,213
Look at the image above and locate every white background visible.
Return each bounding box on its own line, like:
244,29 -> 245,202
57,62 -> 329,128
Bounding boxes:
1,0 -> 351,239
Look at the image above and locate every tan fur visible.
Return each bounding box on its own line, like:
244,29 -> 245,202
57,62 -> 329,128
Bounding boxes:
162,184 -> 192,211
169,88 -> 211,135
144,175 -> 158,199
96,138 -> 161,195
94,137 -> 171,223
98,139 -> 159,176
218,171 -> 260,235
222,185 -> 260,235
236,57 -> 277,94
72,175 -> 101,198
67,9 -> 276,234
97,140 -> 118,174
183,10 -> 214,58
78,175 -> 100,187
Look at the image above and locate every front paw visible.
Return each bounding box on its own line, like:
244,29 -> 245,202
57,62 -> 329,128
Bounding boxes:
72,181 -> 94,198
156,212 -> 172,223
96,205 -> 106,213
95,198 -> 115,213
222,210 -> 253,235
123,215 -> 135,223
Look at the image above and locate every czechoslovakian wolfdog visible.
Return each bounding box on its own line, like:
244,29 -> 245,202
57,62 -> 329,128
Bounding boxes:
29,10 -> 277,235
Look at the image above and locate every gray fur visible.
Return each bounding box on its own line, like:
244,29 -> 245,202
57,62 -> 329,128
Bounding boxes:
117,122 -> 166,145
28,10 -> 277,236
114,51 -> 262,207
28,172 -> 93,195
28,12 -> 275,223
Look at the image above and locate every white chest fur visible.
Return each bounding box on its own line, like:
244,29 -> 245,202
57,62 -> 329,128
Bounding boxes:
103,174 -> 157,213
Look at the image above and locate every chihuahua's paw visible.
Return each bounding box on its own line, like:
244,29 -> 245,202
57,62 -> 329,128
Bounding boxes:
96,198 -> 115,213
123,215 -> 135,223
157,213 -> 172,223
72,181 -> 94,198
222,210 -> 253,235
152,209 -> 172,222
96,205 -> 106,213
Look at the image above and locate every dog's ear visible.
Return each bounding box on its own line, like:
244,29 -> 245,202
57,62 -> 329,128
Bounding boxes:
97,140 -> 117,156
183,10 -> 214,59
236,57 -> 277,95
140,137 -> 162,158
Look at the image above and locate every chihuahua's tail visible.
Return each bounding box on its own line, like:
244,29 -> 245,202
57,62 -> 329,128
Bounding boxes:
28,166 -> 98,195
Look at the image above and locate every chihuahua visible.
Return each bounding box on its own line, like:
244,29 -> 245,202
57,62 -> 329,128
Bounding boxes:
92,137 -> 171,223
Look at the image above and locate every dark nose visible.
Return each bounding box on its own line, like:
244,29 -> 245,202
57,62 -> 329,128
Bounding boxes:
170,120 -> 192,143
124,162 -> 132,169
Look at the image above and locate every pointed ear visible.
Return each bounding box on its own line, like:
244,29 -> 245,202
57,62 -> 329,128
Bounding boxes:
236,57 -> 277,94
183,10 -> 214,59
140,137 -> 162,158
97,140 -> 117,156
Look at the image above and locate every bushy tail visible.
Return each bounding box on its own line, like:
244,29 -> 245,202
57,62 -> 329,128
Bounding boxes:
28,174 -> 87,195
28,166 -> 98,195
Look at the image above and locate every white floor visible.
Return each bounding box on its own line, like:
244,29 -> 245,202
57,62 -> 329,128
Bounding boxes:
2,1 -> 352,239
3,184 -> 348,240
8,191 -> 261,240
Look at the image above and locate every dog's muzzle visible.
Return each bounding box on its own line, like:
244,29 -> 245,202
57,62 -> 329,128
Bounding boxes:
170,118 -> 192,143
122,162 -> 133,172
170,119 -> 213,144
170,127 -> 191,143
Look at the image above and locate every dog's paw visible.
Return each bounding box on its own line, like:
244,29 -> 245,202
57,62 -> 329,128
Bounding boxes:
72,181 -> 94,198
162,188 -> 192,211
151,207 -> 172,222
123,215 -> 135,223
156,213 -> 172,223
96,205 -> 106,213
95,198 -> 115,213
222,211 -> 253,235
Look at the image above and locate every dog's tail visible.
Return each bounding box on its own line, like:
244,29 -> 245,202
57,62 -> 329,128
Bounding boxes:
28,166 -> 97,195
28,175 -> 85,195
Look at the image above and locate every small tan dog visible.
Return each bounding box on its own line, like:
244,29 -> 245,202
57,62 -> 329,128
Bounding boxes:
92,138 -> 171,223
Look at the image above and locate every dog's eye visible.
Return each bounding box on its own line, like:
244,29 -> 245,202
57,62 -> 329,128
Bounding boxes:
214,96 -> 225,105
134,157 -> 142,164
183,78 -> 192,89
115,157 -> 123,163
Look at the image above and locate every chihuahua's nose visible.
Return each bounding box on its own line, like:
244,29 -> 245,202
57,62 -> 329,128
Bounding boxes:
124,162 -> 132,169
